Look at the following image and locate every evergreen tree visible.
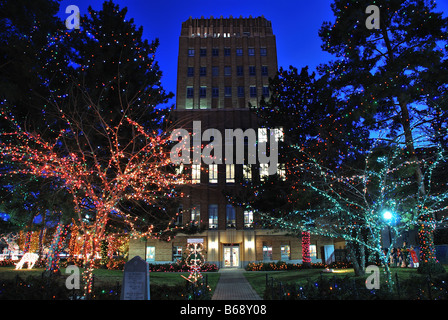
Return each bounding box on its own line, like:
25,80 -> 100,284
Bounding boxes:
318,0 -> 448,273
66,0 -> 173,131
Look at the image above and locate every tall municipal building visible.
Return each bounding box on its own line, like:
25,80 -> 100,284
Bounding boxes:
129,16 -> 343,267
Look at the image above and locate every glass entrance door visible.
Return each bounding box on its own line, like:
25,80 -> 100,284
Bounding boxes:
223,245 -> 239,267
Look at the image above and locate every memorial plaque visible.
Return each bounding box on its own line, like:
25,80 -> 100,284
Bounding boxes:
120,256 -> 150,300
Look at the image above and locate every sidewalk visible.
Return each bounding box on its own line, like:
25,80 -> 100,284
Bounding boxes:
211,268 -> 262,300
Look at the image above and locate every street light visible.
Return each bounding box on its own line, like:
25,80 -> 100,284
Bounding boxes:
383,210 -> 393,221
382,210 -> 393,248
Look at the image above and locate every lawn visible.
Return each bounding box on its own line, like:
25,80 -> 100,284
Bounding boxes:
0,266 -> 221,295
243,266 -> 448,298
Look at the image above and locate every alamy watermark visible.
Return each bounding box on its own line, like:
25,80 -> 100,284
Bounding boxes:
65,5 -> 80,30
169,121 -> 279,175
365,265 -> 380,289
365,5 -> 380,30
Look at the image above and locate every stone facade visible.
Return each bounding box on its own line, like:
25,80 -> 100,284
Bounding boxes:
128,16 -> 345,268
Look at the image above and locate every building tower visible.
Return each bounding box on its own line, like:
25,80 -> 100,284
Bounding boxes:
128,16 -> 342,267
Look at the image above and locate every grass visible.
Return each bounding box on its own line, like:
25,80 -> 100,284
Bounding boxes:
243,266 -> 448,297
0,266 -> 221,295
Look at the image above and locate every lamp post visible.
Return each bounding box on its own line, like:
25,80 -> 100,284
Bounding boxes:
383,210 -> 393,248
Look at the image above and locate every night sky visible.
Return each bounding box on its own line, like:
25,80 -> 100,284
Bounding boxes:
58,0 -> 448,108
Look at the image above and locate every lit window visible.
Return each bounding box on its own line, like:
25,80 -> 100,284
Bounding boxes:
226,164 -> 235,183
146,246 -> 155,262
310,245 -> 317,259
191,164 -> 201,183
277,163 -> 286,180
260,48 -> 267,56
173,246 -> 182,261
281,245 -> 291,260
226,205 -> 236,228
275,127 -> 284,142
191,205 -> 200,224
258,128 -> 267,143
263,245 -> 272,261
209,164 -> 218,184
236,48 -> 243,56
260,163 -> 269,181
243,164 -> 252,181
208,204 -> 218,229
188,48 -> 195,57
248,48 -> 255,56
244,210 -> 253,228
224,66 -> 231,76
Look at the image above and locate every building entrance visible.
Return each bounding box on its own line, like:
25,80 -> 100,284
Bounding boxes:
223,244 -> 239,267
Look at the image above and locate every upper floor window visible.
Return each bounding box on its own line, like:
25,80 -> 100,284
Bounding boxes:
260,48 -> 267,56
248,48 -> 255,56
226,164 -> 235,183
209,204 -> 218,229
237,66 -> 244,76
249,66 -> 256,76
192,164 -> 201,183
224,47 -> 231,56
191,205 -> 200,224
226,205 -> 236,228
261,66 -> 268,76
188,48 -> 195,57
243,164 -> 252,181
238,86 -> 245,98
236,48 -> 243,56
200,48 -> 207,57
212,48 -> 219,56
225,86 -> 232,97
209,164 -> 218,183
250,86 -> 257,98
187,67 -> 194,77
244,210 -> 254,229
186,87 -> 194,99
262,86 -> 270,98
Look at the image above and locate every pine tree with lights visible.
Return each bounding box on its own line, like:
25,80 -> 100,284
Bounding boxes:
66,0 -> 173,131
318,0 -> 448,274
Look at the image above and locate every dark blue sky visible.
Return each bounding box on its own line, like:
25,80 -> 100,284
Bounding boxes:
58,0 -> 448,107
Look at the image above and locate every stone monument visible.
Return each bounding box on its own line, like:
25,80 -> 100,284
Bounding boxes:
120,256 -> 150,300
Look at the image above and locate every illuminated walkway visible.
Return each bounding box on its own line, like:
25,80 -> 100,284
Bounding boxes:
211,268 -> 262,300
